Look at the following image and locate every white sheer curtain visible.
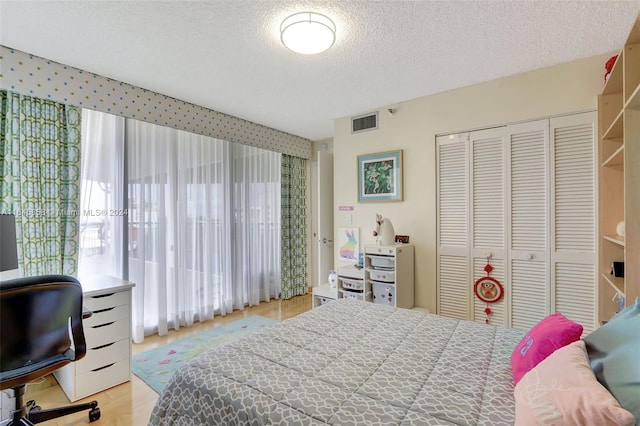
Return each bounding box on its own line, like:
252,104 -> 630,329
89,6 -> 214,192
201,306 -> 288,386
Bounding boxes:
232,144 -> 282,308
78,110 -> 126,279
127,119 -> 281,343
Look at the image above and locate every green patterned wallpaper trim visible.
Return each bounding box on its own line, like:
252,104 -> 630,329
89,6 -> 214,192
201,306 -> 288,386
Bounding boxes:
0,45 -> 312,159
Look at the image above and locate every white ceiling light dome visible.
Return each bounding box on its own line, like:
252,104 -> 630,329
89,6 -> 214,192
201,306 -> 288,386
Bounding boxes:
280,12 -> 336,55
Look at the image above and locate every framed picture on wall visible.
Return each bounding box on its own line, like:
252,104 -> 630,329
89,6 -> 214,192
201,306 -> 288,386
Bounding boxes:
337,227 -> 359,262
357,150 -> 403,202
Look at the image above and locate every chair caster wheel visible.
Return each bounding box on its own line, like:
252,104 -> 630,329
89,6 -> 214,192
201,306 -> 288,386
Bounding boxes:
89,407 -> 101,422
26,400 -> 40,412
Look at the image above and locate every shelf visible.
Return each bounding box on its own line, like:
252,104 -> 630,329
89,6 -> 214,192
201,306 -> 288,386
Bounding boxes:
603,109 -> 624,140
627,84 -> 640,109
602,273 -> 625,296
623,43 -> 640,103
603,234 -> 625,247
602,144 -> 624,167
598,11 -> 639,330
627,14 -> 640,44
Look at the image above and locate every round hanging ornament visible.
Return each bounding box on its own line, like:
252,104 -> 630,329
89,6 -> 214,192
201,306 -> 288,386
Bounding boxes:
473,258 -> 504,324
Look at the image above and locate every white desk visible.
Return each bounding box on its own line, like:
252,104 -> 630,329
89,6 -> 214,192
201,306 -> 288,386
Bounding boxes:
54,275 -> 135,402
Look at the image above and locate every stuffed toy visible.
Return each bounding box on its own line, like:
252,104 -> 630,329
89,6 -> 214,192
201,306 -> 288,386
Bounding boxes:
605,55 -> 618,82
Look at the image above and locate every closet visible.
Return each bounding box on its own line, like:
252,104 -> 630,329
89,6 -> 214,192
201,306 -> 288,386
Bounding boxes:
437,111 -> 597,333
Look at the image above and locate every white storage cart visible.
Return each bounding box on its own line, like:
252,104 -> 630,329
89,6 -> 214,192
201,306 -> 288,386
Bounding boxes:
337,265 -> 371,302
365,244 -> 415,308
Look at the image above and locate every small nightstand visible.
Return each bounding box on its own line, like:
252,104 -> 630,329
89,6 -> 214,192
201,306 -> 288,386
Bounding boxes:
312,283 -> 338,308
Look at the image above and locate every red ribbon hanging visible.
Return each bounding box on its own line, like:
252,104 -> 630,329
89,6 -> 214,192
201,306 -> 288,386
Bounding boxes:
474,257 -> 504,324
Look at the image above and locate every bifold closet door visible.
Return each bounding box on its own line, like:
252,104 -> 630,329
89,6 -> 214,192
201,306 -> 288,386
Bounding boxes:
507,119 -> 550,331
470,128 -> 507,325
437,127 -> 507,323
550,112 -> 597,333
436,112 -> 596,329
436,133 -> 470,319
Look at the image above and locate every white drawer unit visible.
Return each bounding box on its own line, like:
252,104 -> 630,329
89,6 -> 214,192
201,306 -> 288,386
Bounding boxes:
342,290 -> 373,302
365,244 -> 414,308
341,278 -> 365,291
369,269 -> 395,282
336,265 -> 368,301
54,275 -> 135,402
312,284 -> 339,308
371,282 -> 396,306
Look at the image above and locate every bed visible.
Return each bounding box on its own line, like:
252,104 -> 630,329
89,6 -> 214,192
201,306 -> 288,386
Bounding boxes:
148,299 -> 525,425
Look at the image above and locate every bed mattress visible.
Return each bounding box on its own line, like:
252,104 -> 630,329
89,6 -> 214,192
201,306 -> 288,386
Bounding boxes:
149,299 -> 524,425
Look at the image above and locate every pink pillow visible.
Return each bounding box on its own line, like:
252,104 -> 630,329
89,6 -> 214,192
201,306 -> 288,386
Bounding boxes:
514,341 -> 635,426
511,313 -> 583,384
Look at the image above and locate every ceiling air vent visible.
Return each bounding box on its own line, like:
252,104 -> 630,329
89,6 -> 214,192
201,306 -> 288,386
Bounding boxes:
351,112 -> 378,134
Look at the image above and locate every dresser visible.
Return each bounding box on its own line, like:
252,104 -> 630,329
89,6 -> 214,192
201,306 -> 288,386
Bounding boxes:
365,244 -> 414,308
53,275 -> 135,402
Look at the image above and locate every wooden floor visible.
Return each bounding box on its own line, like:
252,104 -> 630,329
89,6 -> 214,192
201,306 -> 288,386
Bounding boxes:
22,293 -> 313,425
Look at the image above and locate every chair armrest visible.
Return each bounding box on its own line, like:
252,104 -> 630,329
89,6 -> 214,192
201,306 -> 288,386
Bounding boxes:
82,306 -> 92,319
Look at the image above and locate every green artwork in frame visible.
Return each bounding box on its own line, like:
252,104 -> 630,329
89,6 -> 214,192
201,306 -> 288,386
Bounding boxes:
357,150 -> 403,202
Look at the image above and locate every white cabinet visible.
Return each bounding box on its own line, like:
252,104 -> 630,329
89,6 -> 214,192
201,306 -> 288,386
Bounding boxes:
337,265 -> 369,302
54,275 -> 134,402
365,244 -> 414,308
312,284 -> 339,308
314,255 -> 413,308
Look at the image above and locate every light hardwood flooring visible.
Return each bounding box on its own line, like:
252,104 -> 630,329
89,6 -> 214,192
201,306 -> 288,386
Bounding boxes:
22,293 -> 312,425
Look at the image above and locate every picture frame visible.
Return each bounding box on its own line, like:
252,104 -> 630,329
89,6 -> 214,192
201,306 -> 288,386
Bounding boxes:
357,150 -> 403,202
337,227 -> 359,262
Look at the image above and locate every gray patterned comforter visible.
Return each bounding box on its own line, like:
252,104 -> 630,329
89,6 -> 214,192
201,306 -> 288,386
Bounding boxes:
149,299 -> 524,425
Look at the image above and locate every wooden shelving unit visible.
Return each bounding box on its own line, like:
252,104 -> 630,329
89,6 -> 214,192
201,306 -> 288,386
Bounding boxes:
597,12 -> 640,324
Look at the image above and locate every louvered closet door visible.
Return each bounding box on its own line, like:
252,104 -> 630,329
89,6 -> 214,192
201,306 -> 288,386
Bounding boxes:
469,128 -> 508,325
507,120 -> 550,330
437,134 -> 469,319
550,112 -> 597,334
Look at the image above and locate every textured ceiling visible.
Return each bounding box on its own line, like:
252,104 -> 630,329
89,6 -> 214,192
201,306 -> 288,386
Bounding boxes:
1,1 -> 640,141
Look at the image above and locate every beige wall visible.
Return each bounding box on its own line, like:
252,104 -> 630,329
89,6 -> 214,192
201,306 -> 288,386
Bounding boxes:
333,52 -> 611,312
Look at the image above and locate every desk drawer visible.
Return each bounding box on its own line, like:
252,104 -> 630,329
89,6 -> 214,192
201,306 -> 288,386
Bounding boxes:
83,291 -> 129,311
77,338 -> 130,374
76,358 -> 130,399
84,304 -> 129,327
84,318 -> 130,348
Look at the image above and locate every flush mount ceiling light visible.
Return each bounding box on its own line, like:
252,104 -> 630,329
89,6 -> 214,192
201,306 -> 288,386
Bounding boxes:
280,12 -> 336,55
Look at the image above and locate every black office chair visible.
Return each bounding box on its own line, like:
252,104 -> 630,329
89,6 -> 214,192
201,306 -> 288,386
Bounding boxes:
0,275 -> 100,425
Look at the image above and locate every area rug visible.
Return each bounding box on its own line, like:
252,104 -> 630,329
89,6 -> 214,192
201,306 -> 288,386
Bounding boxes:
132,315 -> 276,394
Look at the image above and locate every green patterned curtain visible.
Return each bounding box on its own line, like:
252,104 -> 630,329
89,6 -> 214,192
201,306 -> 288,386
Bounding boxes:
1,90 -> 82,276
281,154 -> 308,299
